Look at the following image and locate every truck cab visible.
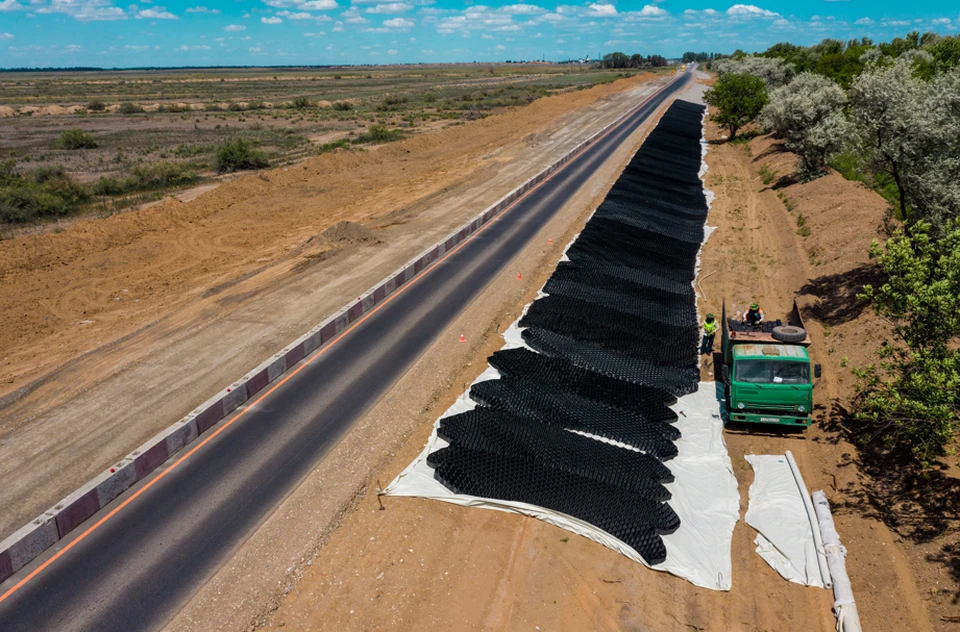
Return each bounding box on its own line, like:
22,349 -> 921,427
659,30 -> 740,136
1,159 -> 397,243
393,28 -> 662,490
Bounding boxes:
720,300 -> 821,427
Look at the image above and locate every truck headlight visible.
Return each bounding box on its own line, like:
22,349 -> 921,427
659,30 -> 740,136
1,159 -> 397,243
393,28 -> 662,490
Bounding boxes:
737,403 -> 745,410
798,405 -> 806,413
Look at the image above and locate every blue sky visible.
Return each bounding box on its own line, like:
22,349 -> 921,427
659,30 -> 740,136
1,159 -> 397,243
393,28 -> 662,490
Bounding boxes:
1,0 -> 958,67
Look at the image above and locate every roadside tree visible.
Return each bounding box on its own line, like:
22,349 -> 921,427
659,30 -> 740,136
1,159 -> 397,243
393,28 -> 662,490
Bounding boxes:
849,58 -> 960,229
855,221 -> 960,465
712,56 -> 794,87
760,72 -> 851,180
703,73 -> 768,141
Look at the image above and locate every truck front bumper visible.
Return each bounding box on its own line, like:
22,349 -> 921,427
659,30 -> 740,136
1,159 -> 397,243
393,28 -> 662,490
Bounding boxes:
728,411 -> 812,427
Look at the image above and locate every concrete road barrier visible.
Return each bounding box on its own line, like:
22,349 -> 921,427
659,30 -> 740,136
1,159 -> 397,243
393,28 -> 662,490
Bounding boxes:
0,71 -> 683,585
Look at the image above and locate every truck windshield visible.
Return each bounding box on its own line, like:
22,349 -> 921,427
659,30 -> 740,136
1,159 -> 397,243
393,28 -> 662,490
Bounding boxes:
735,360 -> 809,385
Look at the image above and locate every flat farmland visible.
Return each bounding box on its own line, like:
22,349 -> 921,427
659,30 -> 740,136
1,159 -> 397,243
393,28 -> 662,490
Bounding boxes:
0,64 -> 659,229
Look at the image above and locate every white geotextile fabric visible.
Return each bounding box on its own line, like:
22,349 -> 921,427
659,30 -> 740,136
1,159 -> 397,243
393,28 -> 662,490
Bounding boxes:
744,455 -> 825,588
384,378 -> 739,590
385,95 -> 739,590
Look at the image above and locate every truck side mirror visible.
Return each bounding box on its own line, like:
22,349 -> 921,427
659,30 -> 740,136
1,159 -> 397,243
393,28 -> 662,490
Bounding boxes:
814,364 -> 822,379
721,364 -> 729,383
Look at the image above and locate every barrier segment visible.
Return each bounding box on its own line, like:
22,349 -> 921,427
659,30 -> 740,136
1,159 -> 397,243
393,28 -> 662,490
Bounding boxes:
0,71 -> 683,585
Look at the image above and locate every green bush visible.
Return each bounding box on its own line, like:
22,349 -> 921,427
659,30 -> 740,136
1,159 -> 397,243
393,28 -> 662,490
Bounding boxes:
855,221 -> 960,465
351,124 -> 404,145
293,96 -> 314,109
92,162 -> 200,195
0,160 -> 90,223
127,162 -> 200,190
87,99 -> 106,112
318,139 -> 350,154
332,101 -> 352,111
56,129 -> 98,150
214,138 -> 270,173
119,102 -> 144,114
703,73 -> 768,140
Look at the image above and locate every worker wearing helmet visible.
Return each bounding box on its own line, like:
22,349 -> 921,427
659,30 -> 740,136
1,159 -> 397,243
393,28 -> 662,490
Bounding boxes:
700,313 -> 718,355
742,303 -> 765,327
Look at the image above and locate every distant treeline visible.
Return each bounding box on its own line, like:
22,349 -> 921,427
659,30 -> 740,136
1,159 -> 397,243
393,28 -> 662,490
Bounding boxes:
681,52 -> 726,63
599,53 -> 669,69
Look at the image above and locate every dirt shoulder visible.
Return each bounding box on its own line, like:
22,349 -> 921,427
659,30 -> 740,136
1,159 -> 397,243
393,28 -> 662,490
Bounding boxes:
0,72 -> 668,540
195,95 -> 953,632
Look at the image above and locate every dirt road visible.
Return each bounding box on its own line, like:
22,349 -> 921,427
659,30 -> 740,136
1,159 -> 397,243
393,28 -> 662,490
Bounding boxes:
0,72 -> 669,540
202,85 -> 946,631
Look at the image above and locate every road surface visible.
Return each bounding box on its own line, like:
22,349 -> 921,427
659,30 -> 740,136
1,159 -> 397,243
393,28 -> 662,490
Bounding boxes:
0,70 -> 692,632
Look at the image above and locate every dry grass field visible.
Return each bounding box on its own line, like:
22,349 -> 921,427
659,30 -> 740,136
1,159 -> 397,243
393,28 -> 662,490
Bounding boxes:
0,64 -> 665,231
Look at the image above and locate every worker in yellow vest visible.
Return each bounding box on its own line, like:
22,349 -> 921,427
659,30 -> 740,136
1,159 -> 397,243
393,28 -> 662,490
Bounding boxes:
700,313 -> 718,355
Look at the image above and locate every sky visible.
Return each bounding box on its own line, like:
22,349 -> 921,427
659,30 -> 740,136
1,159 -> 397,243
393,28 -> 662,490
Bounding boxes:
1,0 -> 958,68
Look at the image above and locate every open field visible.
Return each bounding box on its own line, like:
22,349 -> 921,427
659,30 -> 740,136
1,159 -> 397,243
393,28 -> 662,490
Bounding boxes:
0,64 -> 664,228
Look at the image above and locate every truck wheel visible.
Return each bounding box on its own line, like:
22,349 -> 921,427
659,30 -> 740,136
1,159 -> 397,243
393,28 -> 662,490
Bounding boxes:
772,325 -> 806,343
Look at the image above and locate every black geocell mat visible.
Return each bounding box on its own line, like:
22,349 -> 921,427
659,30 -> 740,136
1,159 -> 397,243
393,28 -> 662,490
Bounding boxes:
540,279 -> 698,328
488,348 -> 678,414
437,409 -> 674,493
468,377 -> 680,460
427,446 -> 675,565
426,100 -> 708,563
549,263 -> 695,304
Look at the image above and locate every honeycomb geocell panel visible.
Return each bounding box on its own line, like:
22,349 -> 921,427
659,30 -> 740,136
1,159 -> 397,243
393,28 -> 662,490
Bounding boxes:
468,377 -> 680,459
426,446 -> 677,564
415,100 -> 710,567
487,348 -> 678,415
522,327 -> 701,396
436,408 -> 674,491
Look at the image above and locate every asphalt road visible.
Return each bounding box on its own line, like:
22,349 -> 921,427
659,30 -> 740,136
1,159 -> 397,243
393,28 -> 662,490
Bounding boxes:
0,69 -> 692,632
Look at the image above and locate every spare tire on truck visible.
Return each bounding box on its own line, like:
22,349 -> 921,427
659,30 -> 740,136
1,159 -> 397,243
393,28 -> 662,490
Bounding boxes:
771,325 -> 806,343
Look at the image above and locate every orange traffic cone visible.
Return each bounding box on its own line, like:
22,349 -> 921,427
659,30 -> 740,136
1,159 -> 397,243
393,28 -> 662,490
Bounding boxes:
459,332 -> 466,343
548,238 -> 553,245
517,272 -> 522,281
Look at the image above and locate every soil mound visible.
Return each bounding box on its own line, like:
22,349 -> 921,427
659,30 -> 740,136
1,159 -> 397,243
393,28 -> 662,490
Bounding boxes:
322,221 -> 380,246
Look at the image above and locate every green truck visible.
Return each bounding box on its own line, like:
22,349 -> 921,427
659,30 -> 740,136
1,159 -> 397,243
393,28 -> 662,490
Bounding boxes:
719,300 -> 821,427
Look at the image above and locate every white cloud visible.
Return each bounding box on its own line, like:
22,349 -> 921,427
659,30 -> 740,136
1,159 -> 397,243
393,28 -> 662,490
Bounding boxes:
178,44 -> 211,50
332,19 -> 343,30
137,7 -> 176,18
387,48 -> 397,53
854,17 -> 872,25
932,17 -> 951,25
499,3 -> 544,14
383,16 -> 412,27
224,24 -> 246,30
637,4 -> 666,17
264,0 -> 338,8
366,2 -> 410,12
261,15 -> 282,23
0,0 -> 25,11
481,33 -> 492,39
303,30 -> 326,35
277,9 -> 330,19
185,5 -> 220,13
495,43 -> 505,50
0,32 -> 13,39
124,43 -> 150,49
587,3 -> 616,17
35,0 -> 127,21
726,4 -> 779,18
63,43 -> 83,52
249,45 -> 263,52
